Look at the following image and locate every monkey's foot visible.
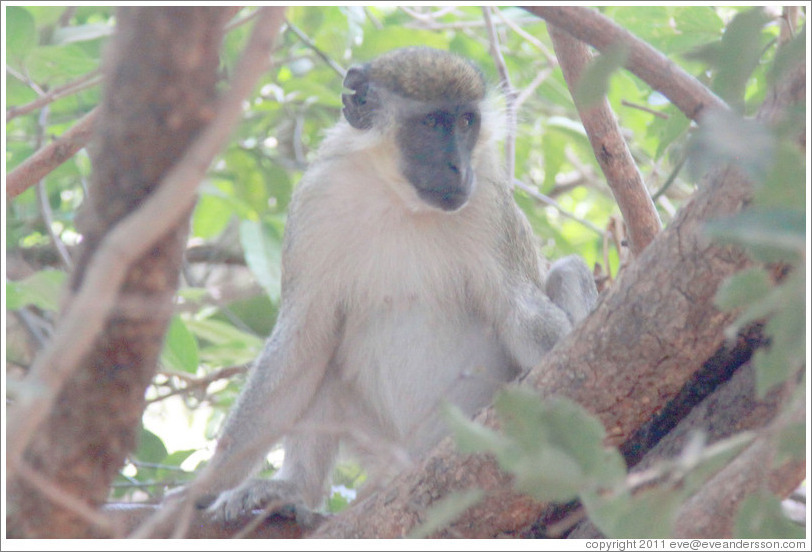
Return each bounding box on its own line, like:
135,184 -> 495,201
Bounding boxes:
205,478 -> 319,527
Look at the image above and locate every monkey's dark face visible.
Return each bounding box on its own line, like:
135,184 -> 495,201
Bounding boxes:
341,47 -> 487,212
396,104 -> 481,212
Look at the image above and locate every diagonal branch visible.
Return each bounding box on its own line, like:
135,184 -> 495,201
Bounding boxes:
6,108 -> 98,200
524,6 -> 728,121
548,25 -> 661,255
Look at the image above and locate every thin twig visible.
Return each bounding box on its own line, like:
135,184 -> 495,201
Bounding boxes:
34,107 -> 73,271
514,179 -> 605,237
514,67 -> 554,111
7,65 -> 46,96
7,107 -> 98,200
285,18 -> 346,78
147,364 -> 250,404
494,7 -> 558,66
482,6 -> 517,187
6,6 -> 287,480
651,156 -> 687,202
621,99 -> 669,119
6,70 -> 102,122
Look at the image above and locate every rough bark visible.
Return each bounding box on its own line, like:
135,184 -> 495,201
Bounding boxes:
6,7 -> 231,538
568,361 -> 798,538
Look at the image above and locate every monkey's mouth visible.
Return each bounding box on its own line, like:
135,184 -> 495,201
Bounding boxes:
418,187 -> 469,211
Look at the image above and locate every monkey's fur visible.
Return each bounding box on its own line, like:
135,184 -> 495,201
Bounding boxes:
198,47 -> 598,521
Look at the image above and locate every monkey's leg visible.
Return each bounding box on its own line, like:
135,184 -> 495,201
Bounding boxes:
544,254 -> 598,325
207,384 -> 340,523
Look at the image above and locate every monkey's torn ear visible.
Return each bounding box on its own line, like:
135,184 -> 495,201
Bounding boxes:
342,66 -> 379,130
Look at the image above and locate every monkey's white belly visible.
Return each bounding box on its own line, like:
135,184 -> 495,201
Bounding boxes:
331,304 -> 516,454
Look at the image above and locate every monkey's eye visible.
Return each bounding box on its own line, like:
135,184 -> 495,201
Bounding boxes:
459,112 -> 477,128
422,113 -> 441,128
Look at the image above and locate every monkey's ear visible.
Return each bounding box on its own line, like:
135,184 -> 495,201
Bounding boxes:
342,66 -> 378,130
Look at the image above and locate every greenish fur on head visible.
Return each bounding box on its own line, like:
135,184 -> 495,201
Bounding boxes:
367,47 -> 485,103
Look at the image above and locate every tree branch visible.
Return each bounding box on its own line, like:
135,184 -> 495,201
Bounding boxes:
524,6 -> 728,121
672,390 -> 805,538
548,25 -> 661,255
7,8 -> 286,537
6,69 -> 102,122
6,107 -> 98,200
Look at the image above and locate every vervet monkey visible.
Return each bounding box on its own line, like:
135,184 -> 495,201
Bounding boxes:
198,47 -> 598,521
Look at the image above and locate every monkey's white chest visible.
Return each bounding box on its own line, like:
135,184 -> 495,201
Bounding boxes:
335,300 -> 513,453
321,213 -> 515,453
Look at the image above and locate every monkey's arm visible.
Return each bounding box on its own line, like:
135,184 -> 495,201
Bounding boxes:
492,201 -> 598,372
196,298 -> 341,511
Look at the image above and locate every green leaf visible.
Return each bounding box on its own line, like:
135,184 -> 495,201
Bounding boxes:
734,490 -> 805,538
6,269 -> 67,311
52,23 -> 114,45
160,316 -> 200,374
688,109 -> 775,184
648,104 -> 690,160
574,44 -> 630,108
407,489 -> 485,538
6,73 -> 39,105
25,6 -> 70,27
704,209 -> 805,263
710,8 -> 772,110
163,449 -> 197,468
134,428 -> 168,464
775,420 -> 806,464
756,144 -> 806,209
327,489 -> 351,514
26,44 -> 99,82
673,7 -> 723,35
185,317 -> 263,350
6,7 -> 37,61
192,192 -> 234,239
768,26 -> 806,86
239,219 -> 283,303
541,132 -> 565,192
353,27 -> 448,60
488,389 -> 626,502
584,486 -> 683,539
714,267 -> 771,311
444,403 -> 510,455
509,446 -> 586,503
752,278 -> 805,397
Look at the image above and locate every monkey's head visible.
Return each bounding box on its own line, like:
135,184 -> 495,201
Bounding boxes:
342,47 -> 487,212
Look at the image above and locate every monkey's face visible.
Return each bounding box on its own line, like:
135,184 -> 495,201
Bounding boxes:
341,47 -> 488,213
395,104 -> 481,212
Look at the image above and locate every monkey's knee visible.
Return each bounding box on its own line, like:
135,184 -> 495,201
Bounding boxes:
545,255 -> 598,324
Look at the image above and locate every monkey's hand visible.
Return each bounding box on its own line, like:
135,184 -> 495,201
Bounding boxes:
204,478 -> 321,528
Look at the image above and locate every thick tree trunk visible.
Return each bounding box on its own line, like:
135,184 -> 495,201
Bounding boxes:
7,7 -> 231,538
